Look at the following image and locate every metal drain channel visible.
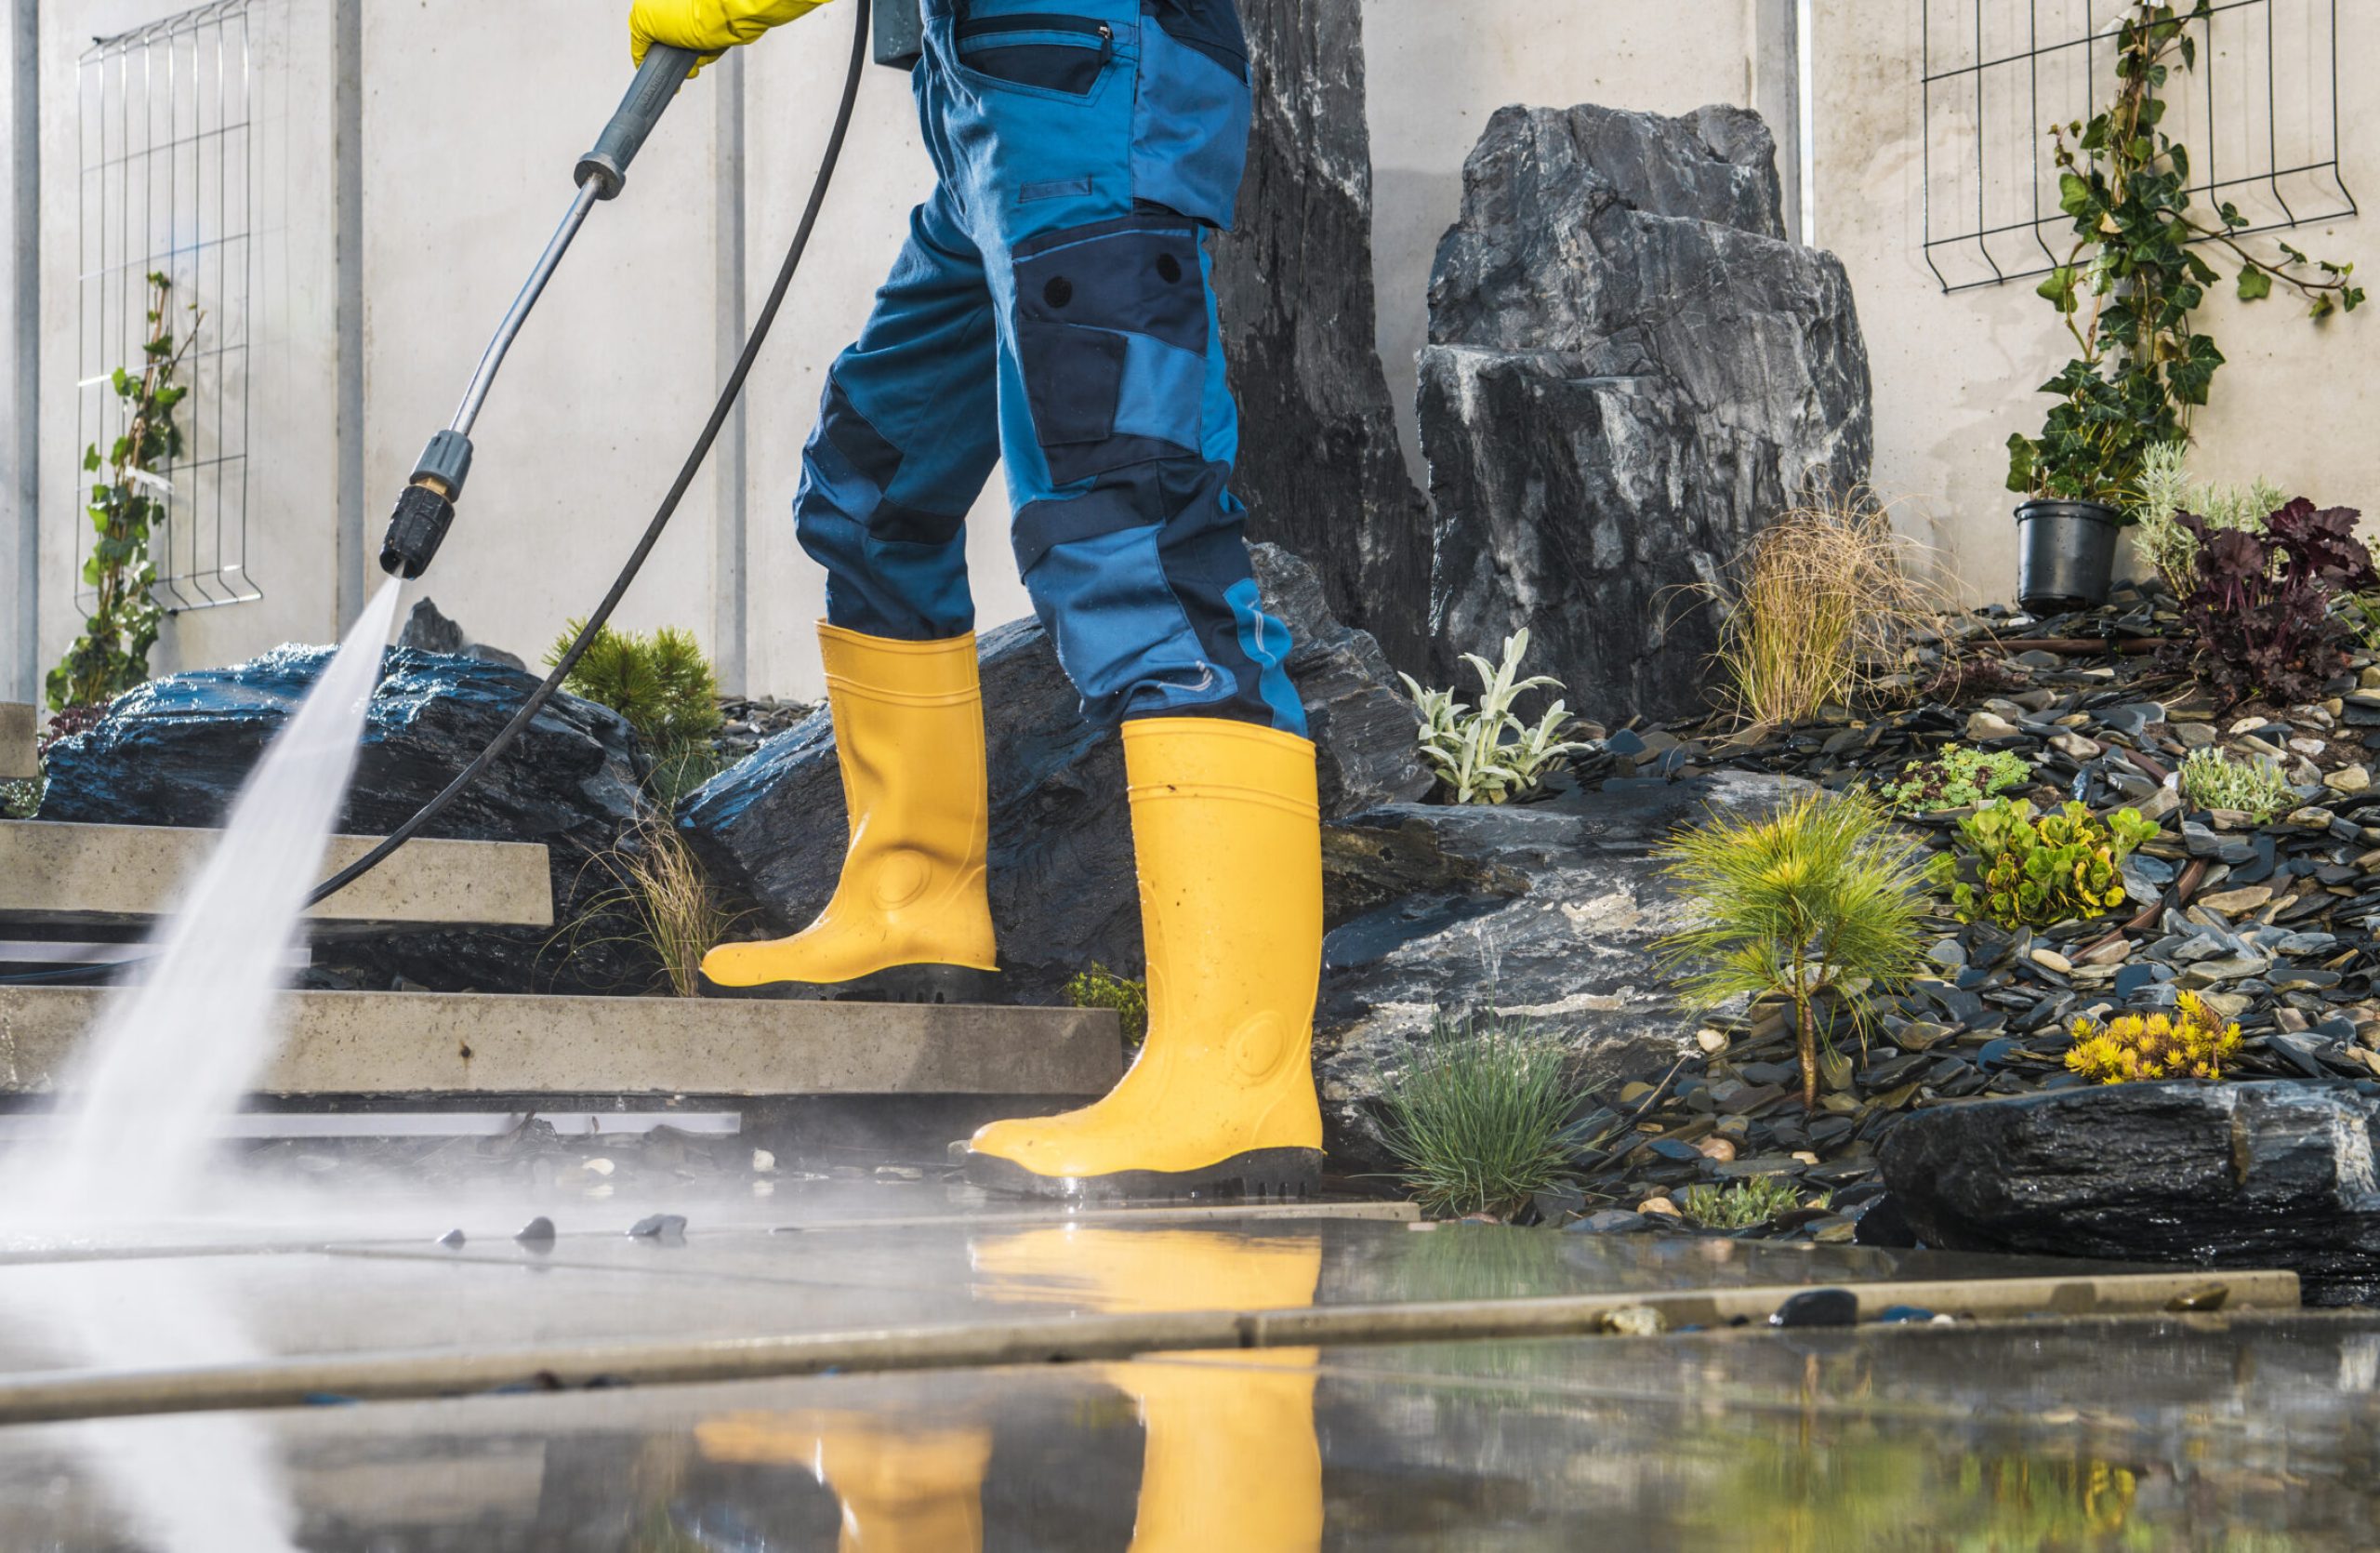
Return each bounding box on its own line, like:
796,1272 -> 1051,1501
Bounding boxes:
0,1268 -> 2298,1427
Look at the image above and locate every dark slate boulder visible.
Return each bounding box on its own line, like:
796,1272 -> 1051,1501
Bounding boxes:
1880,1082 -> 2380,1306
1420,102 -> 1872,726
1214,0 -> 1435,675
39,646 -> 652,993
1316,768 -> 1813,1171
678,545 -> 1430,1002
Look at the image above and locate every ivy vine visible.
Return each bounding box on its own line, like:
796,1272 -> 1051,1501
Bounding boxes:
2006,0 -> 2362,511
47,272 -> 197,712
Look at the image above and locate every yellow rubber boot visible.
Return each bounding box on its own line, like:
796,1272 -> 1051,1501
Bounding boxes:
971,1225 -> 1324,1553
700,624 -> 998,1001
961,718 -> 1323,1199
694,1411 -> 992,1553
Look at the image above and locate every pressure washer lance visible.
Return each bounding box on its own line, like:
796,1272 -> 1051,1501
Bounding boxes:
377,43 -> 702,581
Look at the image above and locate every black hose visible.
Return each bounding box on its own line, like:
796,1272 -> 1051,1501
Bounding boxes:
307,0 -> 874,909
1,0 -> 872,985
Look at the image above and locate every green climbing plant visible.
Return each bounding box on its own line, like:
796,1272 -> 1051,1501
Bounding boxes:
47,272 -> 196,712
2007,1 -> 2361,509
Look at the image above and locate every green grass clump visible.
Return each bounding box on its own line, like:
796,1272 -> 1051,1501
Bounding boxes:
1655,790 -> 1929,1109
1064,962 -> 1148,1050
1877,743 -> 2032,814
547,620 -> 724,809
1377,1011 -> 1590,1219
2176,747 -> 2295,823
1681,1176 -> 1814,1230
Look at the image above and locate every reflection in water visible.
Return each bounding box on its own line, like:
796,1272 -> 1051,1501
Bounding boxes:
0,1260 -> 298,1553
972,1225 -> 1326,1553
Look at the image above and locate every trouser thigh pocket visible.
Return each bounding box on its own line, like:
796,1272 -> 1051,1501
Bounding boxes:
1010,213 -> 1211,486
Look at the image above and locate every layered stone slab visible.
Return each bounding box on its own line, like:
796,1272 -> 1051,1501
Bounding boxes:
0,705 -> 32,781
0,820 -> 553,929
0,987 -> 1122,1098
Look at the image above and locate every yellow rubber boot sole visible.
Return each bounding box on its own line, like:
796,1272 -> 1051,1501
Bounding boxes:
962,718 -> 1324,1199
700,624 -> 998,1000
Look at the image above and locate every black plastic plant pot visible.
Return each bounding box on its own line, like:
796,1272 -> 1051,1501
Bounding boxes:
2015,498 -> 2122,614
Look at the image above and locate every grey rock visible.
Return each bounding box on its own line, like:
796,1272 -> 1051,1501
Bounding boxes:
399,598 -> 469,657
1419,102 -> 1872,724
680,546 -> 1430,1002
1214,0 -> 1435,673
37,646 -> 652,994
1880,1082 -> 2380,1306
1315,769 -> 1815,1170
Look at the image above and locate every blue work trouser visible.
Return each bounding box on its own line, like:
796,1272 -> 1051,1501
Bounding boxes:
792,0 -> 1305,734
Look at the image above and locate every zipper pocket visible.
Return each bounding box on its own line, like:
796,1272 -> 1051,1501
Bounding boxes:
955,15 -> 1115,92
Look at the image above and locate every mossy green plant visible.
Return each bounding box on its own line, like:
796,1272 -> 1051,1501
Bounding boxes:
1376,1011 -> 1590,1219
1680,1176 -> 1814,1230
1877,743 -> 2033,814
1655,790 -> 1930,1109
1928,798 -> 2159,929
2175,746 -> 2294,823
1064,962 -> 1148,1051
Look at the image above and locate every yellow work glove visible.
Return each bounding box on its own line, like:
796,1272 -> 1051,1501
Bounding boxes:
629,0 -> 830,73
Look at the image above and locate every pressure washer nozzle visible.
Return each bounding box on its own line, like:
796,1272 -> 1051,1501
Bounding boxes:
379,481 -> 456,579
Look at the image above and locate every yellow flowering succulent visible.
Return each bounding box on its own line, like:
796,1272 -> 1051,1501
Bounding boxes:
2065,990 -> 2242,1084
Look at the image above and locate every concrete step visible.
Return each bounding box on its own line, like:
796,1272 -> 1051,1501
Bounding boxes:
0,705 -> 32,781
0,987 -> 1123,1099
0,820 -> 553,930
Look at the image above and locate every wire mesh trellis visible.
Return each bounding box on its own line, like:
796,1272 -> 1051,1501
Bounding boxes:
1921,0 -> 2356,293
76,0 -> 257,614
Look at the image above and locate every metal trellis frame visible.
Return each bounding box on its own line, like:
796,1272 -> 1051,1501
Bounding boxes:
1920,0 -> 2356,293
75,0 -> 258,614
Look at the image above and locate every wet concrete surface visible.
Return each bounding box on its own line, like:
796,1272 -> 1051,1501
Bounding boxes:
0,1178 -> 2367,1548
5,1311 -> 2379,1549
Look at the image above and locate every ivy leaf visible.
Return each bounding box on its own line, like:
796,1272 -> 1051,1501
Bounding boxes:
2236,267 -> 2272,302
2034,266 -> 2081,313
2058,172 -> 2096,221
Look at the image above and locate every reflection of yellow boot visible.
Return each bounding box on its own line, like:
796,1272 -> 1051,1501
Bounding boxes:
700,624 -> 998,1001
694,1411 -> 992,1553
962,719 -> 1324,1199
972,1226 -> 1324,1553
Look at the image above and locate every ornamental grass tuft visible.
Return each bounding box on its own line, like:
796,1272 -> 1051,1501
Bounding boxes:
2067,990 -> 2242,1084
1709,492 -> 1942,730
1376,1011 -> 1591,1219
1655,789 -> 1929,1109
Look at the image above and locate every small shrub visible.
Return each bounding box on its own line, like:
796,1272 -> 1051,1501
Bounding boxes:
2129,442 -> 2284,599
1680,1176 -> 1814,1230
1710,493 -> 1941,729
1655,790 -> 1929,1108
2175,747 -> 2294,823
1064,962 -> 1148,1051
0,780 -> 37,819
2167,498 -> 2377,706
2067,990 -> 2241,1084
1928,798 -> 2159,929
1399,630 -> 1593,805
1376,1011 -> 1590,1218
548,621 -> 724,804
1877,744 -> 2033,814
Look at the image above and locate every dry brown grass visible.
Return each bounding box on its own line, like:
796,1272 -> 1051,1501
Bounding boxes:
1710,491 -> 1950,731
557,816 -> 745,997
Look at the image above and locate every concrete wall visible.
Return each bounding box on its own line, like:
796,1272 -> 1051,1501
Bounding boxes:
11,0 -> 2366,706
1809,0 -> 2375,600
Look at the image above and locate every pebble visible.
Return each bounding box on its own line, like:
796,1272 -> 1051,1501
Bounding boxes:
628,1213 -> 689,1240
513,1216 -> 556,1246
1770,1288 -> 1861,1328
